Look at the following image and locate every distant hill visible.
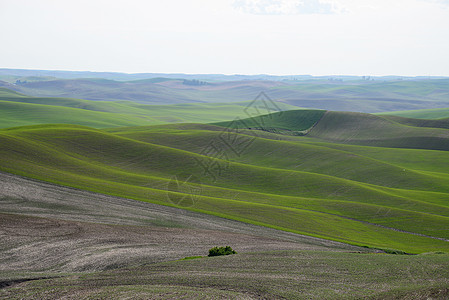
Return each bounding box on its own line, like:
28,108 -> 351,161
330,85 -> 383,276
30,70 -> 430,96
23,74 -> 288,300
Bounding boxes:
379,107 -> 449,119
1,69 -> 449,112
6,68 -> 444,82
0,78 -> 285,104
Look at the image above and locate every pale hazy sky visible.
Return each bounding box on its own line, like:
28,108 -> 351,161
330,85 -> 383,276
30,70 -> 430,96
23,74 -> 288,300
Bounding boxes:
1,0 -> 449,76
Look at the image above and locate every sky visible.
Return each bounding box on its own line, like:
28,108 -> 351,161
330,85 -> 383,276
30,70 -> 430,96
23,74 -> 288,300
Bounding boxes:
1,0 -> 449,76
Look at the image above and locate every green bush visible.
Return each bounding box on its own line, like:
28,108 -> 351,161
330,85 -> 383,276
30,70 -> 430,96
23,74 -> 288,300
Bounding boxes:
383,248 -> 408,255
208,246 -> 237,257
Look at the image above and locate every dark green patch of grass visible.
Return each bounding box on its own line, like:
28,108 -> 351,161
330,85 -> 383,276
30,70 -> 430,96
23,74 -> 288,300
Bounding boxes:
181,256 -> 203,260
214,109 -> 325,134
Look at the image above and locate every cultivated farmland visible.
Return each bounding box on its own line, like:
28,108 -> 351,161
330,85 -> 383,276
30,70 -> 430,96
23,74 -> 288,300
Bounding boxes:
0,82 -> 448,299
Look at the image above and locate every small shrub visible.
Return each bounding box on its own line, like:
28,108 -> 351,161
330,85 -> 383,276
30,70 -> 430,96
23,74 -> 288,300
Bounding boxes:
383,248 -> 408,255
208,246 -> 237,257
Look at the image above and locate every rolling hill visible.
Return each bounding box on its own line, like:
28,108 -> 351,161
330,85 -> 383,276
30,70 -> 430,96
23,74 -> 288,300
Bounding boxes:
1,109 -> 449,253
307,111 -> 449,151
2,70 -> 449,112
0,87 -> 297,128
379,107 -> 449,119
1,97 -> 449,298
213,109 -> 449,150
213,109 -> 326,135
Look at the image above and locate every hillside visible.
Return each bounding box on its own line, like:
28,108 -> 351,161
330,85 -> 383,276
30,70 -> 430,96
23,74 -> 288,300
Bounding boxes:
213,109 -> 449,150
0,121 -> 448,253
3,172 -> 389,299
378,107 -> 449,119
307,111 -> 449,151
1,106 -> 449,298
213,109 -> 325,135
0,87 -> 296,128
382,115 -> 449,129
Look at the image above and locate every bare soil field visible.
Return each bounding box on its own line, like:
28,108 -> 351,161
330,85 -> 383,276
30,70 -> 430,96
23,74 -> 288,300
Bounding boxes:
0,171 -> 361,274
1,250 -> 448,299
1,172 -> 448,299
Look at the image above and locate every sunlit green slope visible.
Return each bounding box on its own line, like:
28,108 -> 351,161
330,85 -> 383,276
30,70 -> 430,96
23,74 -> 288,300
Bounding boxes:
1,121 -> 448,253
0,87 -> 297,128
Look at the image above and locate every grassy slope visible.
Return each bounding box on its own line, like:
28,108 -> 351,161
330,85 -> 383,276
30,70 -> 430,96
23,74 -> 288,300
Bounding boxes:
1,121 -> 448,253
379,107 -> 449,119
113,122 -> 449,235
213,109 -> 325,133
308,111 -> 449,151
381,115 -> 449,130
0,100 -> 163,128
0,87 -> 297,128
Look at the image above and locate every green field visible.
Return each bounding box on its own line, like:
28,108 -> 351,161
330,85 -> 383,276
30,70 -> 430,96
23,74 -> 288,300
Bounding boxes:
0,87 -> 297,128
307,111 -> 449,151
1,108 -> 449,253
214,109 -> 326,135
379,107 -> 449,119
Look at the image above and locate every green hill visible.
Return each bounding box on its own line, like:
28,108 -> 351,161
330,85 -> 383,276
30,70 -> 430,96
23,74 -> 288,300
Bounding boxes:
379,107 -> 449,119
0,87 -> 27,97
1,122 -> 448,253
308,111 -> 449,151
382,115 -> 449,129
0,87 -> 297,128
213,109 -> 325,135
213,109 -> 449,151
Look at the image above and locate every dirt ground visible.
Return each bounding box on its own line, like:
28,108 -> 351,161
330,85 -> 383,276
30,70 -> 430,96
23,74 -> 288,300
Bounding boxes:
2,172 -> 444,300
0,171 -> 364,274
